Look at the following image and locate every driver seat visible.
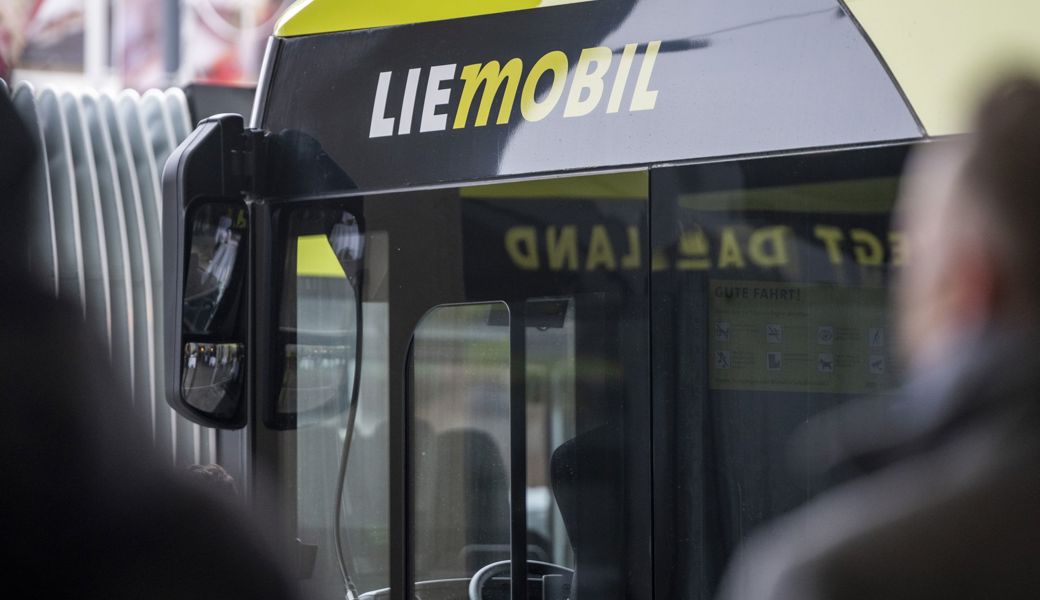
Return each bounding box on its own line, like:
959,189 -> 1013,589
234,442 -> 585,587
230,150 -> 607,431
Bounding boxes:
550,425 -> 624,600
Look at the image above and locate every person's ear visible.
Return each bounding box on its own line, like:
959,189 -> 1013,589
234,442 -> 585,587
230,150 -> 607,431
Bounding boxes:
946,237 -> 1001,326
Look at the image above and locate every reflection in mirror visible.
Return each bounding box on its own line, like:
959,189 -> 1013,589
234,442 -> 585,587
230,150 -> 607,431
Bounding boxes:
176,200 -> 248,424
181,342 -> 244,419
183,203 -> 246,335
277,216 -> 362,424
279,343 -> 352,416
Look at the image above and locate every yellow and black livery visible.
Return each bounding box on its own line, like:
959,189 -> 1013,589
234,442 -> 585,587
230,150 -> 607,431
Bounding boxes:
162,2 -> 1040,600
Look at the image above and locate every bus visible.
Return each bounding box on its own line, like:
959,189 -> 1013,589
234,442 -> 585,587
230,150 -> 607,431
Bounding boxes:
162,1 -> 1040,599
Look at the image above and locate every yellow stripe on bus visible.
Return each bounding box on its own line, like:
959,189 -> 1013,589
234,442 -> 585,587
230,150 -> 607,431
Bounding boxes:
297,234 -> 346,278
679,178 -> 899,214
275,0 -> 594,38
461,171 -> 648,200
847,0 -> 1040,136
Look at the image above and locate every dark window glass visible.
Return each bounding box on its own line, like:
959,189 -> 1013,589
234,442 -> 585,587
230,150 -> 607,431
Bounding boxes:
651,146 -> 910,599
407,299 -> 582,600
267,172 -> 651,600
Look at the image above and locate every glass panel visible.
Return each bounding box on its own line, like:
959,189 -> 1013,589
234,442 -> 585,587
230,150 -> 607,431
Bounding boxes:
457,173 -> 652,600
652,147 -> 907,598
412,303 -> 511,599
275,207 -> 389,600
268,171 -> 651,600
524,299 -> 575,570
277,232 -> 357,418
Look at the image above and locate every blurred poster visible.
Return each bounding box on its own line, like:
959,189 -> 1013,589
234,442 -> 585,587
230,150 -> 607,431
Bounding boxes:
1,0 -> 38,79
9,0 -> 83,74
4,0 -> 290,88
112,0 -> 164,89
184,0 -> 288,84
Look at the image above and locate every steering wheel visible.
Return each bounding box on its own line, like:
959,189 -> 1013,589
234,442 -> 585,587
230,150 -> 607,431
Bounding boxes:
468,559 -> 574,600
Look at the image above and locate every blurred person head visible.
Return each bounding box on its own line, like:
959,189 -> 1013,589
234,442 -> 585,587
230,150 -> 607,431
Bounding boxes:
717,78 -> 1040,600
0,73 -> 33,270
0,92 -> 298,600
895,78 -> 1040,370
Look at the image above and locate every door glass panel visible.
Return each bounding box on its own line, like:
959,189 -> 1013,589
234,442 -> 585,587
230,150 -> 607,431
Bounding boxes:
652,146 -> 908,598
269,171 -> 651,600
525,299 -> 576,570
279,232 -> 356,418
456,173 -> 652,600
411,303 -> 512,598
274,207 -> 390,600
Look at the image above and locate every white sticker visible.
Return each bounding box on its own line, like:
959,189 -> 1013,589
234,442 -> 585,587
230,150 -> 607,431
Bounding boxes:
715,321 -> 730,342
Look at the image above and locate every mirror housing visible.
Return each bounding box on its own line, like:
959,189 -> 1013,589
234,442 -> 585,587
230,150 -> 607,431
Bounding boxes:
163,114 -> 257,428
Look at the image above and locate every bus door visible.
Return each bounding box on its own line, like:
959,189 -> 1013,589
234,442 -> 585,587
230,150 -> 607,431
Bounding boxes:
649,144 -> 911,599
259,171 -> 653,600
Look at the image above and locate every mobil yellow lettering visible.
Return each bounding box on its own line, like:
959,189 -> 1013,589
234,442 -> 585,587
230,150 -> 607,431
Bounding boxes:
521,51 -> 569,122
814,225 -> 845,265
677,226 -> 710,270
547,225 -> 579,271
607,44 -> 637,114
630,41 -> 661,112
748,226 -> 790,268
505,227 -> 539,270
454,59 -> 523,128
586,225 -> 617,270
718,228 -> 746,269
564,46 -> 612,118
889,232 -> 907,266
621,226 -> 641,269
851,229 -> 884,266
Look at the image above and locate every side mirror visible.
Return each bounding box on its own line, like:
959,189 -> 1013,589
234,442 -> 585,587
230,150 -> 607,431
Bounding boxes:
163,114 -> 254,428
